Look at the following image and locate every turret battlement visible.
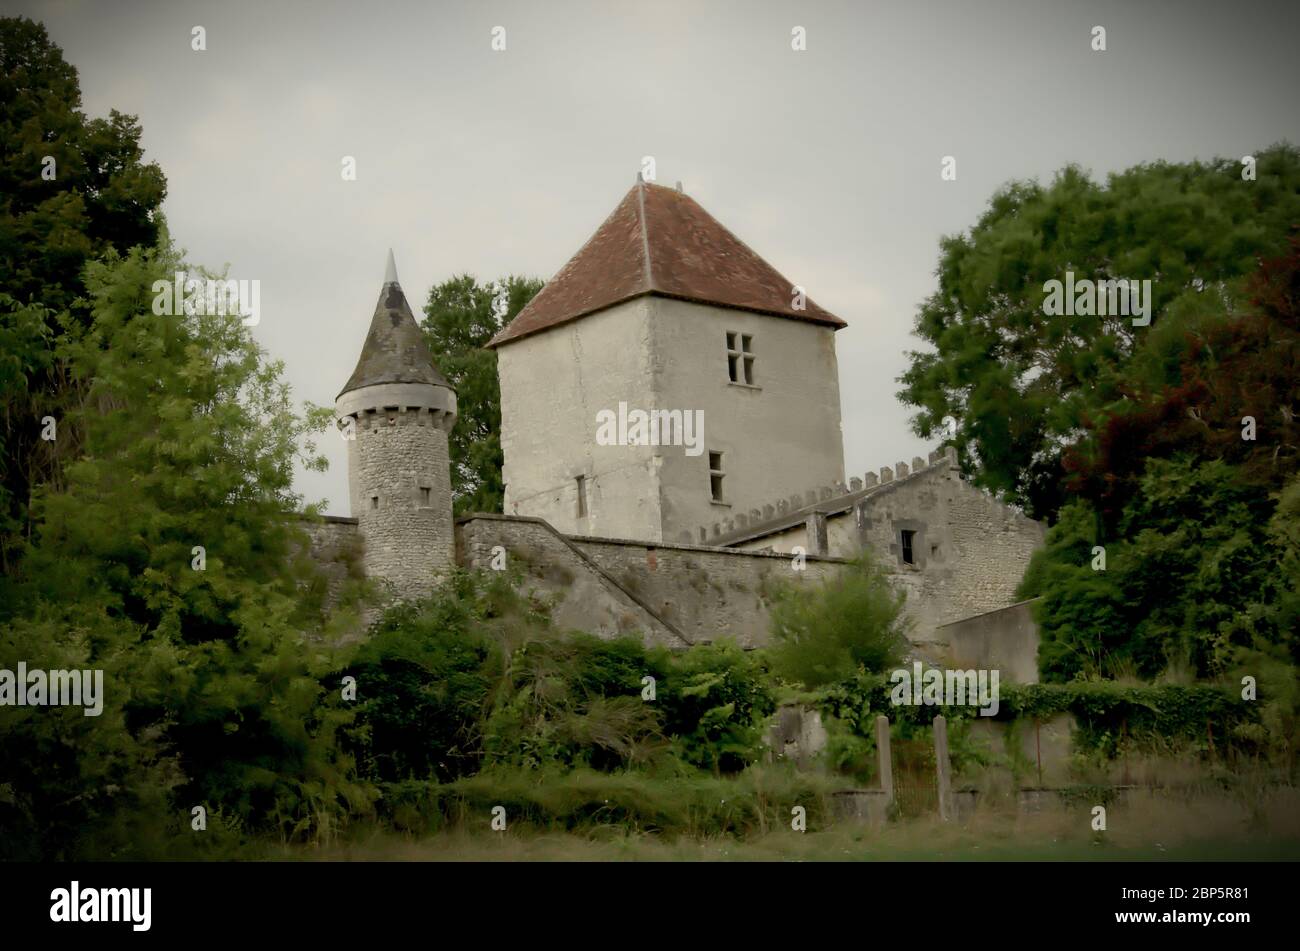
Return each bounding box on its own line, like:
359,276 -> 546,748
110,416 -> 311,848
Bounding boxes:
344,403 -> 457,435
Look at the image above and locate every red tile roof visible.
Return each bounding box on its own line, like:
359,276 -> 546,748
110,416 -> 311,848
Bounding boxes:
487,181 -> 846,348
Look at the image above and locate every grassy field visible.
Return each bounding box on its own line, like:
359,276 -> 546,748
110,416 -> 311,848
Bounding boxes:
278,785 -> 1300,862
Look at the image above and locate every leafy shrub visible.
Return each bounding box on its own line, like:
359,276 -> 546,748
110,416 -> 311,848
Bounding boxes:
376,766 -> 836,838
481,632 -> 668,772
342,580 -> 499,783
657,640 -> 776,774
767,554 -> 910,687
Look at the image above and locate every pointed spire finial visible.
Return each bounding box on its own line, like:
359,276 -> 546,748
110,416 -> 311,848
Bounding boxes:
384,248 -> 398,285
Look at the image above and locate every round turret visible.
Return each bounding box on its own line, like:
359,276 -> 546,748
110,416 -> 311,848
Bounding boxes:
336,250 -> 457,599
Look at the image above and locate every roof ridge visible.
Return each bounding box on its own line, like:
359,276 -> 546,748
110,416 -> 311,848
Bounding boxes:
637,179 -> 653,290
487,180 -> 846,348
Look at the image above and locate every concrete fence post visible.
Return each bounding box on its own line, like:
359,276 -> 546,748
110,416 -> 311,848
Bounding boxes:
805,511 -> 829,555
934,714 -> 954,822
875,715 -> 893,806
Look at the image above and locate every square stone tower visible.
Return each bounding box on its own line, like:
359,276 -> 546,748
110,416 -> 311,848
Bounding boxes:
337,251 -> 457,599
488,180 -> 846,544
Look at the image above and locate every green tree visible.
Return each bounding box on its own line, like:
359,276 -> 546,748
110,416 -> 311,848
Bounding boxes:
1018,241 -> 1300,682
898,145 -> 1300,521
420,274 -> 542,515
0,239 -> 364,858
767,555 -> 910,688
0,16 -> 167,570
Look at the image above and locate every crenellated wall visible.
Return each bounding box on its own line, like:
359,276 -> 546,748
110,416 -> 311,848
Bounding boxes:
724,447 -> 1045,650
687,447 -> 957,546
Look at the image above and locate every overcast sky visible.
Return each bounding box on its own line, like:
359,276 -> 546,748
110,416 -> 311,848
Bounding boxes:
14,0 -> 1300,515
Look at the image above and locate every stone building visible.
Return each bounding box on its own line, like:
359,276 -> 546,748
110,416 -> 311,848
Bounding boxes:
334,251 -> 457,601
488,179 -> 846,544
323,183 -> 1045,675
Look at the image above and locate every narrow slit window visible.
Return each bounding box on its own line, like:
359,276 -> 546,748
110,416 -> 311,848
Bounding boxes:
576,475 -> 588,517
420,487 -> 431,506
370,496 -> 379,510
901,529 -> 916,565
709,451 -> 725,502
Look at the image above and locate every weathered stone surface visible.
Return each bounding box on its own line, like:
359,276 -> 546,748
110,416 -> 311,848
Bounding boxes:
766,704 -> 829,770
569,534 -> 846,648
344,407 -> 456,600
496,293 -> 846,545
458,516 -> 687,648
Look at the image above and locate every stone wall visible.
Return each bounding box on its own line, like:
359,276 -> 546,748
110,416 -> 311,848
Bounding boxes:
458,514 -> 851,648
940,598 -> 1041,684
347,406 -> 456,600
496,295 -> 846,546
497,298 -> 664,541
296,514 -> 372,631
456,514 -> 688,648
647,297 -> 845,544
569,533 -> 849,648
729,453 -> 1045,650
855,459 -> 1043,649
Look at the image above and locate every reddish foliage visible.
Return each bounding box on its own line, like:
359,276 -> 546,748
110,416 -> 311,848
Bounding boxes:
1064,238 -> 1300,527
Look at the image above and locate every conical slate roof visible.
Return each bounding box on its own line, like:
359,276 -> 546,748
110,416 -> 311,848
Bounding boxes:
487,180 -> 846,348
338,251 -> 451,399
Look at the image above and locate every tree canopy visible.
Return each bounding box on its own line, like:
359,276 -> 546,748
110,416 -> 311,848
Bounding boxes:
0,15 -> 167,570
420,274 -> 541,514
899,145 -> 1300,521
